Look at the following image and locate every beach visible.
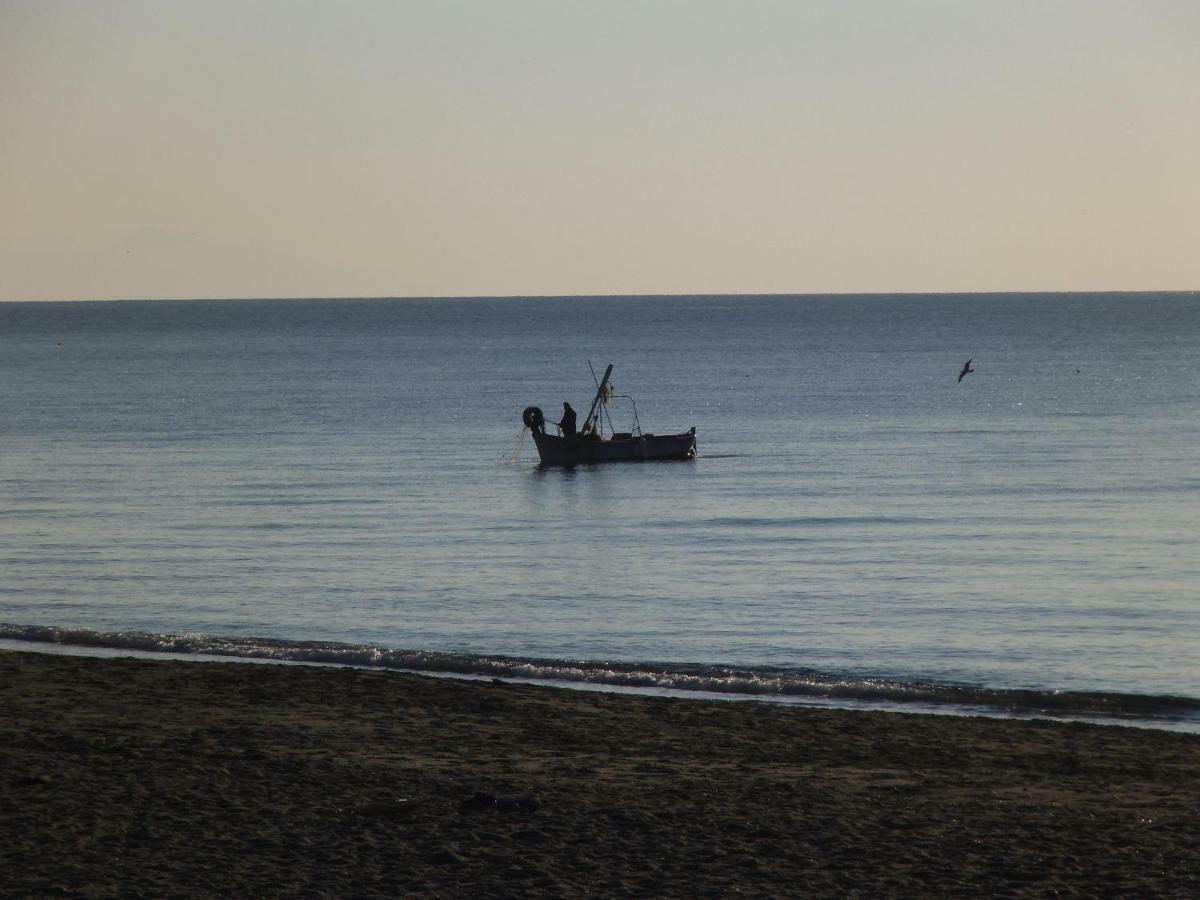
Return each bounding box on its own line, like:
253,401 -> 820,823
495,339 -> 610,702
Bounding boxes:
2,650 -> 1198,898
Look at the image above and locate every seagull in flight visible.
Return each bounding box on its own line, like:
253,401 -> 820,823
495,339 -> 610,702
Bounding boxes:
957,358 -> 975,383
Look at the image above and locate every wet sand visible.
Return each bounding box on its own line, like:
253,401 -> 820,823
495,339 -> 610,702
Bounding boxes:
2,649 -> 1198,898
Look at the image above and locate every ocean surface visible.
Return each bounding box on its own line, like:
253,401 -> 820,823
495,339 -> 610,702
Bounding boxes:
2,293 -> 1198,730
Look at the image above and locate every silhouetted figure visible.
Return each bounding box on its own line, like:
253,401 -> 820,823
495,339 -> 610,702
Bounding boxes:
557,402 -> 577,437
958,358 -> 975,383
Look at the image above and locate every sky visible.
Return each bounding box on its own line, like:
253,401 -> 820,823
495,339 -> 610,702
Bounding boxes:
2,1 -> 1198,300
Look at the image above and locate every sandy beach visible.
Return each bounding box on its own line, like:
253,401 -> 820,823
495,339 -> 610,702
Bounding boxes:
2,650 -> 1198,898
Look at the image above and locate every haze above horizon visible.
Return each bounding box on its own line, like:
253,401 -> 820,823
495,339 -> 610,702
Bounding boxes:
3,1 -> 1198,301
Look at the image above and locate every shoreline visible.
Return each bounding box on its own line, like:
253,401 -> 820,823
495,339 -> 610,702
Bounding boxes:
5,631 -> 1196,735
4,649 -> 1199,897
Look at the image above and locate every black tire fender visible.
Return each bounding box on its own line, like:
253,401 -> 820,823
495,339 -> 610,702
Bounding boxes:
522,406 -> 545,430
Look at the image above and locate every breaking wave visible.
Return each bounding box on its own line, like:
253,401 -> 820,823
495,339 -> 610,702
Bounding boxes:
3,622 -> 1198,729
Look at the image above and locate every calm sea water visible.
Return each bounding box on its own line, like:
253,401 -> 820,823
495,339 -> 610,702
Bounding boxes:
2,294 -> 1198,728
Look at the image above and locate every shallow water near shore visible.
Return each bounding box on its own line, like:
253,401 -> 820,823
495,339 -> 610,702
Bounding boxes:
2,293 -> 1198,728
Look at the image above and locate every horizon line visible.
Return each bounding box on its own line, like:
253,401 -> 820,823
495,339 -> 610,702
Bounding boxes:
2,288 -> 1197,304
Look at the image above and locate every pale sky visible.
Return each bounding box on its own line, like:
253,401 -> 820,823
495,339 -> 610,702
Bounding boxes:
2,1 -> 1198,300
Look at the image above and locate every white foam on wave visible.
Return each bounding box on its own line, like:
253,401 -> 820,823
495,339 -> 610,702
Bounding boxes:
3,622 -> 1198,731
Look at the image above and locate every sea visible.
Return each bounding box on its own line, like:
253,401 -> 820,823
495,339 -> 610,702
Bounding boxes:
2,293 -> 1198,731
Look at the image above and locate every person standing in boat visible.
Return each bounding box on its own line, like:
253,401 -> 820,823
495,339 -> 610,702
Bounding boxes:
557,402 -> 577,437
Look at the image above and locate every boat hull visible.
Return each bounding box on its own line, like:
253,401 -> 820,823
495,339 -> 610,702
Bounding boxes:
532,429 -> 696,466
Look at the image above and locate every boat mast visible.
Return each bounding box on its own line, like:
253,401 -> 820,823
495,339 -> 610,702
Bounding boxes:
582,364 -> 613,436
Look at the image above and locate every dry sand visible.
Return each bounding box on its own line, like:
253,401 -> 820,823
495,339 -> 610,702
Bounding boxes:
2,649 -> 1198,898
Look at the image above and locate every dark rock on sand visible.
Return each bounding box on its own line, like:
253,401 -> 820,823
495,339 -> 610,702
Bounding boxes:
426,849 -> 464,867
461,791 -> 497,810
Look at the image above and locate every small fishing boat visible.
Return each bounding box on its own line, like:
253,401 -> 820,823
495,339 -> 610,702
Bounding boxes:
521,364 -> 697,466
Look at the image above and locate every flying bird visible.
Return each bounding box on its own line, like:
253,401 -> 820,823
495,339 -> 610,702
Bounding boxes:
957,358 -> 975,383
